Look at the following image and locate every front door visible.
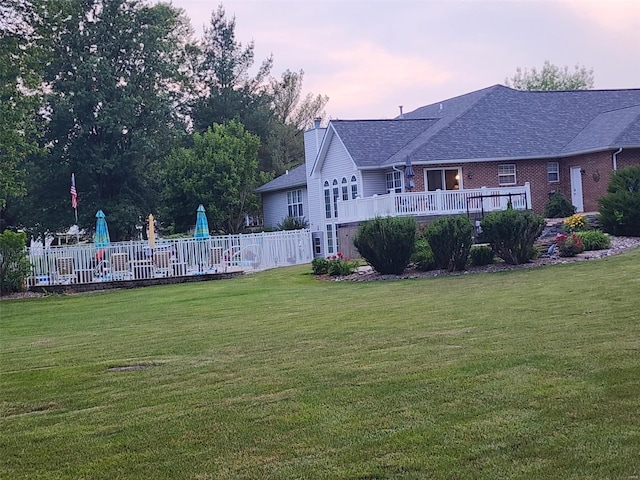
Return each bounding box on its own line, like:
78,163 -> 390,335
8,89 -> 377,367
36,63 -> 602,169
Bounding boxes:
570,167 -> 584,213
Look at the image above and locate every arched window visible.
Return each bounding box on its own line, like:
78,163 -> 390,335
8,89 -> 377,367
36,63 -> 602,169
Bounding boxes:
350,175 -> 358,199
341,177 -> 348,201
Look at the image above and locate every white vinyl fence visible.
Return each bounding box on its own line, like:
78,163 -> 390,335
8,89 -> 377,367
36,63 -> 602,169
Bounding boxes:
25,229 -> 313,288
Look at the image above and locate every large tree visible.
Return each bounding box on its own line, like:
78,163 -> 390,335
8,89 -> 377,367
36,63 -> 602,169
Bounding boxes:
265,69 -> 328,174
161,121 -> 266,234
505,60 -> 594,91
0,0 -> 42,215
17,0 -> 193,240
191,4 -> 273,136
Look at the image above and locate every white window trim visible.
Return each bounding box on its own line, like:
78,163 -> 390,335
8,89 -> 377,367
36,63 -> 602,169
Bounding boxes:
386,171 -> 402,193
287,189 -> 303,218
424,168 -> 462,191
547,162 -> 559,183
498,164 -> 517,186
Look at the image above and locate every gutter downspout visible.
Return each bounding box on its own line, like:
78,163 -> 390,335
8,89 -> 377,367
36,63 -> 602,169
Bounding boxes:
613,147 -> 622,171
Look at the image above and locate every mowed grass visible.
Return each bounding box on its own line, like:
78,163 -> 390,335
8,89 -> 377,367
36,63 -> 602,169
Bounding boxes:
2,250 -> 640,479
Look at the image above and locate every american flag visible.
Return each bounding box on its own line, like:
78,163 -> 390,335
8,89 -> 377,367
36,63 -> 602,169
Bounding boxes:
70,173 -> 78,209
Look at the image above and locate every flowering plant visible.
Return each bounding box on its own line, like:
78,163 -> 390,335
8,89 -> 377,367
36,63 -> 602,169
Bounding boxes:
312,252 -> 358,276
563,213 -> 587,232
555,233 -> 584,257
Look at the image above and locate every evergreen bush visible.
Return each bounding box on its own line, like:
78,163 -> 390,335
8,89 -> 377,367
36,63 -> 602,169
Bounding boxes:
412,239 -> 435,271
544,191 -> 576,218
423,216 -> 474,272
353,216 -> 416,275
598,165 -> 640,237
470,244 -> 495,266
0,231 -> 31,294
480,209 -> 545,265
277,216 -> 309,230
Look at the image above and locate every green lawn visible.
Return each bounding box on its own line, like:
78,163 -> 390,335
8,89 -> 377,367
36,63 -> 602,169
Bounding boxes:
2,250 -> 640,479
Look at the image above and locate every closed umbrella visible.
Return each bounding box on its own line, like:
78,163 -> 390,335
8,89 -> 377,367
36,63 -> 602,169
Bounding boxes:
405,156 -> 415,190
194,205 -> 210,240
148,213 -> 156,250
194,205 -> 210,273
94,210 -> 110,248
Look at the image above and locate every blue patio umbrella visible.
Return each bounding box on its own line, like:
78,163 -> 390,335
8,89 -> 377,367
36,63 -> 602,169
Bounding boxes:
194,204 -> 210,240
94,210 -> 111,248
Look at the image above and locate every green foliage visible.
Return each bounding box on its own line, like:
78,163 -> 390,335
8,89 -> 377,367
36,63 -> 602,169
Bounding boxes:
0,230 -> 30,294
412,239 -> 435,271
598,166 -> 640,237
15,0 -> 192,240
544,191 -> 576,218
277,216 -> 308,231
311,257 -> 329,275
0,0 -> 43,210
470,244 -> 495,266
480,209 -> 545,265
311,253 -> 357,276
575,230 -> 611,251
353,216 -> 416,275
161,121 -> 262,234
555,233 -> 584,257
422,216 -> 474,272
505,60 -> 594,91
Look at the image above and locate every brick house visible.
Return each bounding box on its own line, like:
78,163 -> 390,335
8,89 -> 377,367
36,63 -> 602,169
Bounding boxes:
258,84 -> 640,258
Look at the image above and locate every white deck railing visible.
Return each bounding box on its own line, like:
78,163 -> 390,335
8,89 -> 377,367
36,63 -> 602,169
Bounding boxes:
337,183 -> 531,223
25,229 -> 313,288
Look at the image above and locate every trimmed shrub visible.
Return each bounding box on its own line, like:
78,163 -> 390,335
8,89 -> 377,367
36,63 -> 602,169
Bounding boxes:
423,216 -> 474,272
544,191 -> 576,218
470,244 -> 494,266
575,230 -> 611,251
598,165 -> 640,237
277,216 -> 309,230
480,209 -> 545,265
353,216 -> 416,275
0,230 -> 31,294
412,239 -> 436,271
311,257 -> 329,275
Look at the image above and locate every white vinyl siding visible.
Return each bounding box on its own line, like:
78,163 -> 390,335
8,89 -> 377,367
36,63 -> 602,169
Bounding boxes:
261,187 -> 308,229
498,164 -> 517,186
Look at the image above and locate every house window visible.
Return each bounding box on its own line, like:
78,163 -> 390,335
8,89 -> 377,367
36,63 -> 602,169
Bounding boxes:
547,162 -> 559,183
341,177 -> 349,201
350,175 -> 358,199
332,179 -> 339,217
287,189 -> 303,217
426,168 -> 460,191
386,171 -> 402,193
498,164 -> 516,186
326,224 -> 334,254
324,181 -> 331,219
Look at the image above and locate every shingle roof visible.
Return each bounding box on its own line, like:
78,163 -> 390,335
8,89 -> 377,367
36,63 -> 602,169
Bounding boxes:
330,119 -> 438,167
330,85 -> 640,167
255,164 -> 306,193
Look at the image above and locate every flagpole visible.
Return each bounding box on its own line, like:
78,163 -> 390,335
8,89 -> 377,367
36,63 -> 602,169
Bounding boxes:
71,173 -> 80,244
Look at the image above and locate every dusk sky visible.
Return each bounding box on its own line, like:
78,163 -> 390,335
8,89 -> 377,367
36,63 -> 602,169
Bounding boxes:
168,0 -> 640,120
